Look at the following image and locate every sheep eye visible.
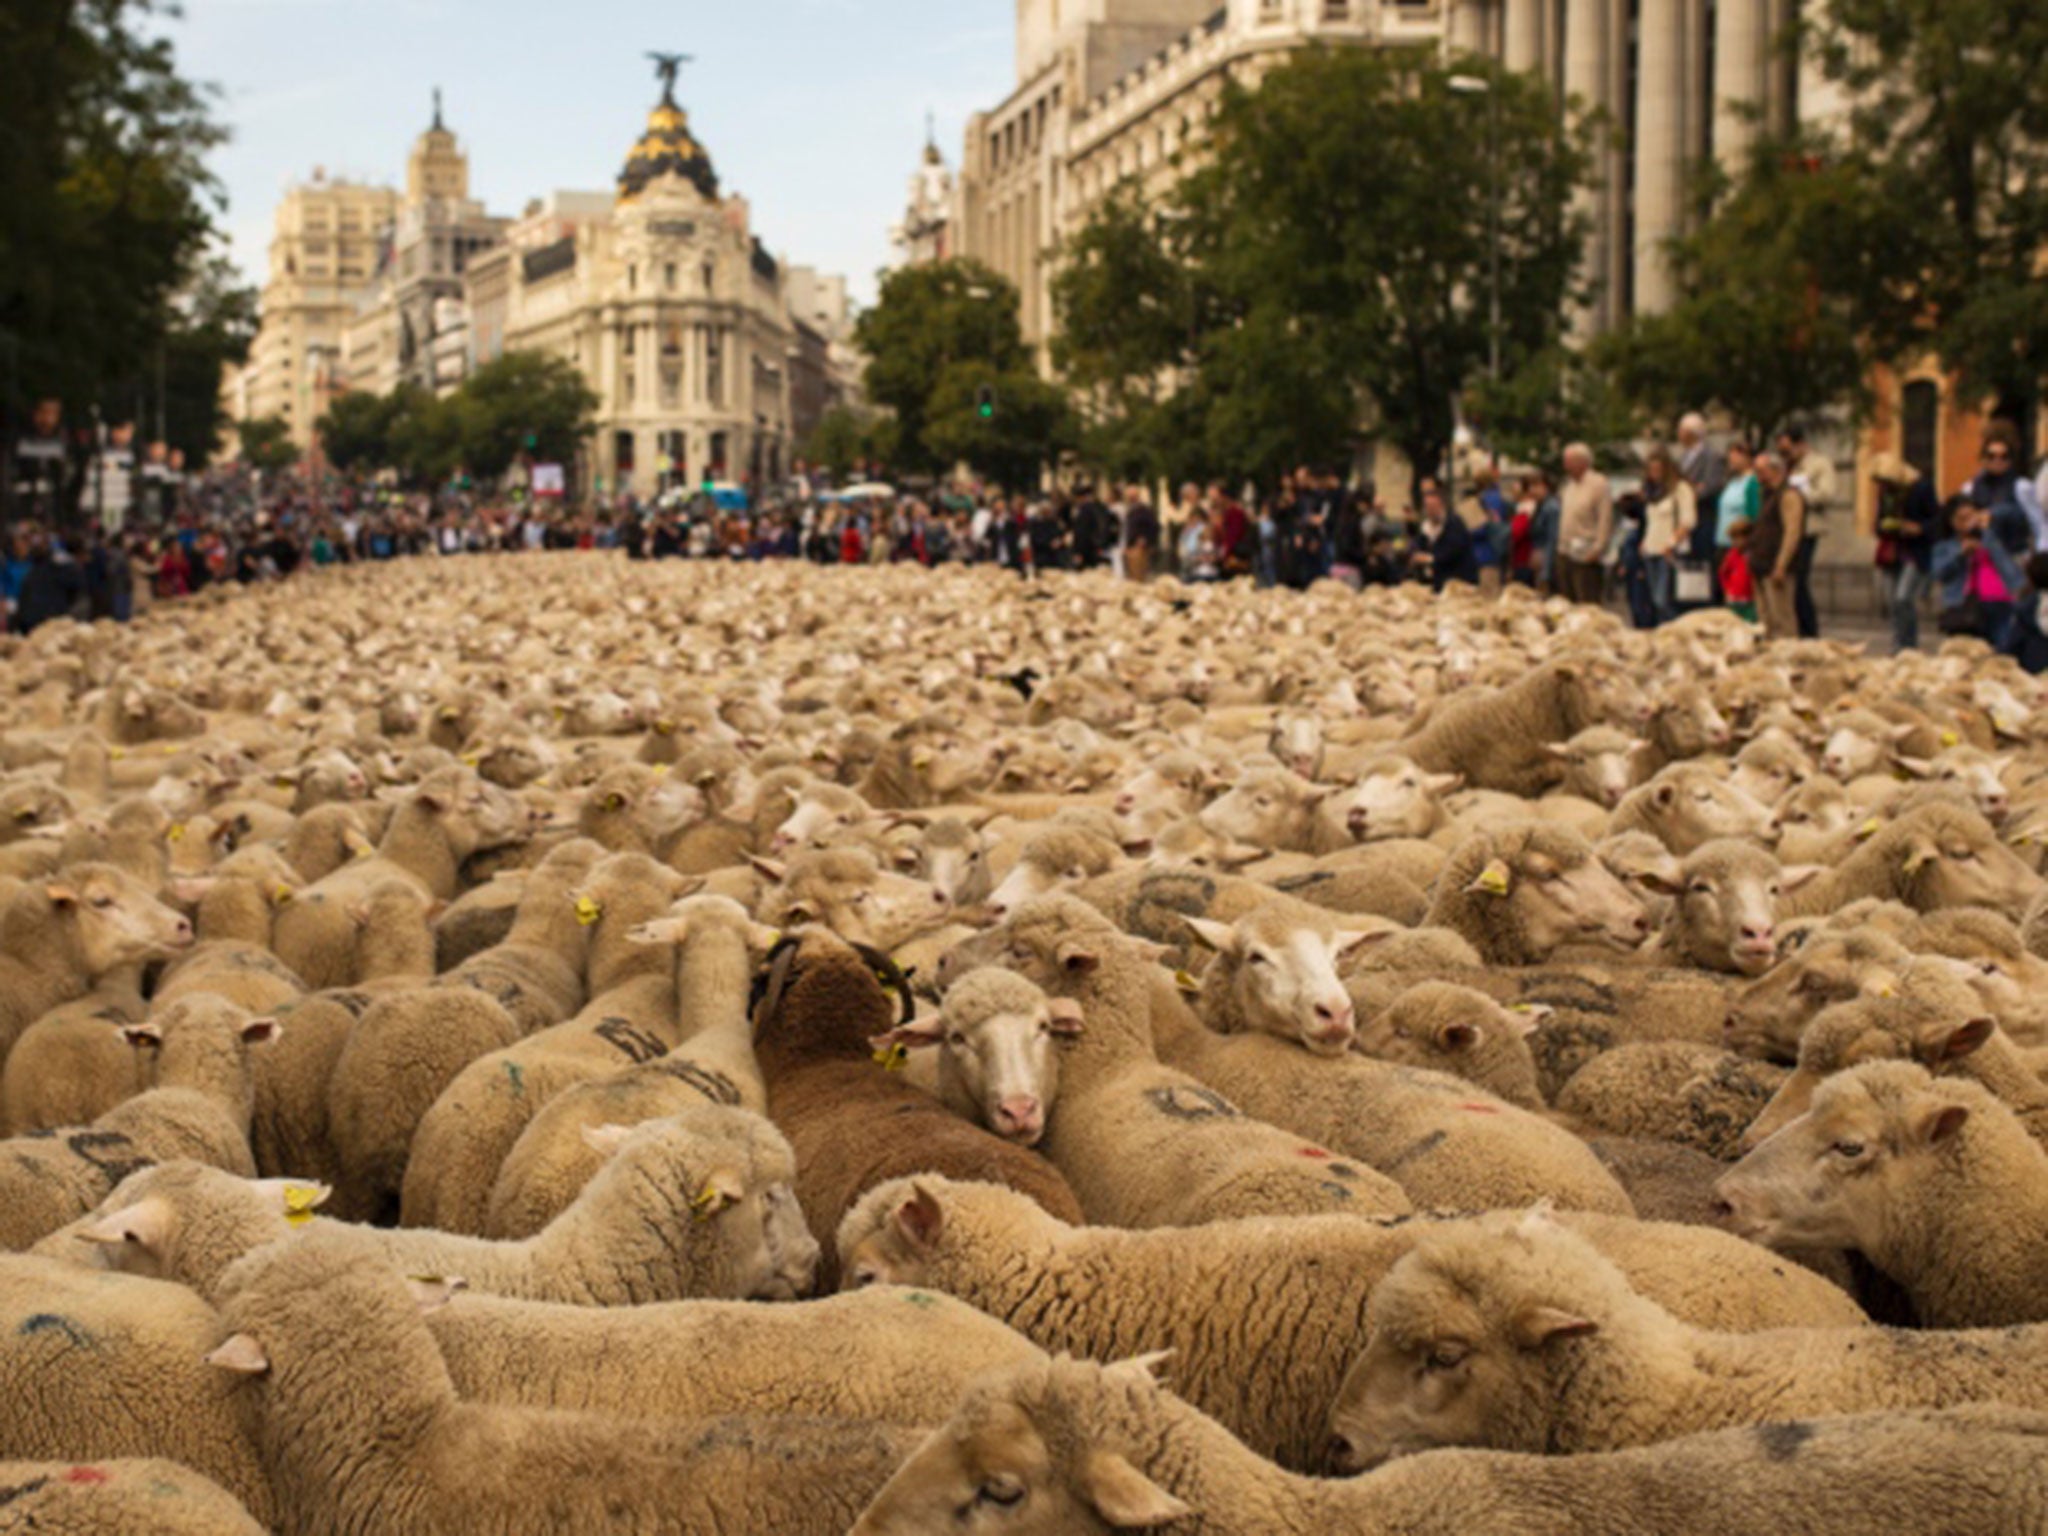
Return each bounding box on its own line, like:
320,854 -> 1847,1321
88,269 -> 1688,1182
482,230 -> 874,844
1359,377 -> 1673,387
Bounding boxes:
947,1033 -> 967,1048
851,892 -> 870,905
1427,1342 -> 1469,1370
1248,951 -> 1273,967
1830,1140 -> 1866,1159
850,1266 -> 881,1289
90,896 -> 115,910
1949,848 -> 1974,862
1687,881 -> 1713,896
975,1476 -> 1025,1509
1979,961 -> 2002,977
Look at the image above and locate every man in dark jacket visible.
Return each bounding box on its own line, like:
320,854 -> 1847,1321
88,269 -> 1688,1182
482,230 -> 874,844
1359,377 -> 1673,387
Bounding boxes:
1411,486 -> 1477,591
15,529 -> 84,632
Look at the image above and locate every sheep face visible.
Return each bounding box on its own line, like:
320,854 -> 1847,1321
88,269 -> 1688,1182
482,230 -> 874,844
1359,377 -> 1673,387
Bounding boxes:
1715,1063 -> 1966,1254
1499,847 -> 1650,958
738,1182 -> 822,1301
764,854 -> 951,952
1187,915 -> 1370,1055
1268,713 -> 1326,780
1723,931 -> 1908,1063
983,834 -> 1118,922
1112,758 -> 1207,821
47,866 -> 195,973
1897,750 -> 2013,825
1730,737 -> 1811,806
1668,843 -> 1807,975
1336,762 -> 1456,842
1896,821 -> 2041,916
1353,988 -> 1544,1108
917,824 -> 993,910
1651,689 -> 1733,757
1820,721 -> 1905,781
1633,773 -> 1777,855
1196,769 -> 1329,853
1772,779 -> 1854,839
475,738 -> 553,788
850,1361 -> 1189,1536
881,989 -> 1083,1146
1545,732 -> 1643,811
769,787 -> 868,854
837,1180 -> 953,1292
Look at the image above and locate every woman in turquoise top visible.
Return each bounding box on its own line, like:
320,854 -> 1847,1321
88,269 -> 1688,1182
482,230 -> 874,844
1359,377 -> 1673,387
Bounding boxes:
1717,441 -> 1762,547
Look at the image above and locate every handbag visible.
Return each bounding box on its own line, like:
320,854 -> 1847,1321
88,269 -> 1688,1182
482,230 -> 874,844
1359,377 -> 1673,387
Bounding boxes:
1674,560 -> 1713,604
1938,591 -> 1984,637
1874,537 -> 1901,571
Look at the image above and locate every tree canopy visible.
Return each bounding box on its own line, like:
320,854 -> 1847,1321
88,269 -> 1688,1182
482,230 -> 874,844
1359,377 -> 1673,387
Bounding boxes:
314,353 -> 598,488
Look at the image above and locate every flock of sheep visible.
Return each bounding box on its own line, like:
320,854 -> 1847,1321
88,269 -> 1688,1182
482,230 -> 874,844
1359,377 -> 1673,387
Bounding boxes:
2,554 -> 2047,1534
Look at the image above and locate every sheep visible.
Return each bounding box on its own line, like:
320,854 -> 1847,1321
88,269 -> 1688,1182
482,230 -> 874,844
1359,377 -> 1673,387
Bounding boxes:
752,926 -> 1083,1288
1894,744 -> 2014,824
975,902 -> 1414,1225
1737,984 -> 2048,1153
0,864 -> 192,1066
1778,803 -> 2041,921
204,1231 -> 924,1536
1606,763 -> 1777,854
1195,767 -> 1352,856
867,964 -> 1085,1144
755,845 -> 954,949
0,993 -> 277,1249
1323,755 -> 1462,843
1182,909 -> 1384,1054
1722,925 -> 1916,1063
398,855 -> 699,1232
0,1458 -> 268,1534
1717,1061 -> 2048,1326
1593,830 -> 1684,922
1350,984 -> 1547,1112
1399,659 -> 1649,796
0,980 -> 147,1135
835,1178 -> 1864,1474
416,1283 -> 1045,1428
1639,681 -> 1734,771
1636,839 -> 1819,976
1554,1043 -> 1789,1159
1544,726 -> 1646,810
858,1355 -> 2048,1536
899,814 -> 994,907
0,1256 -> 276,1526
1901,906 -> 2048,1047
1424,822 -> 1650,966
1327,1208 -> 2048,1473
979,823 -> 1125,918
479,895 -> 778,1237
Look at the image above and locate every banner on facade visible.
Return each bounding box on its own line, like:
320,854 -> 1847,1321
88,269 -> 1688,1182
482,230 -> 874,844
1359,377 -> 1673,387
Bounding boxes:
531,463 -> 566,497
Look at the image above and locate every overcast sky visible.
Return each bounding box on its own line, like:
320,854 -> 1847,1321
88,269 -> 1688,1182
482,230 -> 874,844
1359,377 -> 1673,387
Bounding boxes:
172,0 -> 1014,306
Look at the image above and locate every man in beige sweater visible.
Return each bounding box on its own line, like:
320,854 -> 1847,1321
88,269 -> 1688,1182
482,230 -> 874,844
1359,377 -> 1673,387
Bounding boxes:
1556,443 -> 1613,604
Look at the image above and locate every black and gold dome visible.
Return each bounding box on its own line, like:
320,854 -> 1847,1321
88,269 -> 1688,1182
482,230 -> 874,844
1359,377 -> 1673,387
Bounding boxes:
618,95 -> 718,202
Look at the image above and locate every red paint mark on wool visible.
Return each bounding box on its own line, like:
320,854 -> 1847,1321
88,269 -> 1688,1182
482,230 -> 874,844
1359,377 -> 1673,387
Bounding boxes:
1458,1102 -> 1501,1115
64,1467 -> 111,1485
1298,1146 -> 1331,1159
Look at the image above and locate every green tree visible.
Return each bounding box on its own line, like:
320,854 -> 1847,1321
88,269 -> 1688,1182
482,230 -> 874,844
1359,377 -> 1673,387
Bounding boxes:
156,253 -> 257,468
317,388 -> 404,476
1800,0 -> 2048,422
855,259 -> 1068,484
1596,137 -> 1869,443
800,405 -> 894,478
1468,344 -> 1635,471
455,351 -> 599,481
388,386 -> 465,487
236,416 -> 297,474
1,2 -> 226,433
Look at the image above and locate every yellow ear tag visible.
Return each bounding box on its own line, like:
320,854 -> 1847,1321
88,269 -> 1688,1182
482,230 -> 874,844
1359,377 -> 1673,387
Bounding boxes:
872,1042 -> 909,1071
111,748 -> 126,760
282,1187 -> 322,1227
166,823 -> 185,842
1173,969 -> 1201,995
274,886 -> 295,906
1940,731 -> 1960,748
1476,862 -> 1512,897
690,1186 -> 727,1220
461,754 -> 480,767
654,719 -> 676,736
1856,819 -> 1881,840
275,775 -> 293,790
1875,982 -> 1897,998
575,896 -> 602,927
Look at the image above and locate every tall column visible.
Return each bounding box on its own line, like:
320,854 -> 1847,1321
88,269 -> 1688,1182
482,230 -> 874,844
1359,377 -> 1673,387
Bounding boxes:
1562,0 -> 1612,332
1633,0 -> 1689,315
1450,0 -> 1492,58
1505,0 -> 1543,72
1714,0 -> 1768,166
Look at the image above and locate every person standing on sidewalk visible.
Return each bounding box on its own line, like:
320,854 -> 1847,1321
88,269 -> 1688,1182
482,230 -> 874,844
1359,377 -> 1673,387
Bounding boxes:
1872,452 -> 1938,653
1752,451 -> 1806,641
1556,443 -> 1613,605
1775,425 -> 1834,638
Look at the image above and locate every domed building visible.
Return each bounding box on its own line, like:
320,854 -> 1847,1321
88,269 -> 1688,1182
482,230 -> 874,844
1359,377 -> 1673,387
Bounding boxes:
460,62 -> 852,498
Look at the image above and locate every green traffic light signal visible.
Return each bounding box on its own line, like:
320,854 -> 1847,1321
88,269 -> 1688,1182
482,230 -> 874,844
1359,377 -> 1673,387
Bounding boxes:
975,384 -> 996,420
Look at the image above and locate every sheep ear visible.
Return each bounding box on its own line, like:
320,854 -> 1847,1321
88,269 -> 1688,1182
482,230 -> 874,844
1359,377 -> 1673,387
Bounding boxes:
895,1183 -> 945,1249
1103,1350 -> 1174,1387
579,1123 -> 635,1158
1892,755 -> 1934,779
1513,1306 -> 1599,1350
1055,940 -> 1101,975
1634,870 -> 1683,898
1779,865 -> 1825,894
1541,743 -> 1573,761
629,917 -> 687,947
1936,1018 -> 1996,1061
1182,916 -> 1236,954
1332,928 -> 1390,959
1424,772 -> 1465,795
404,1275 -> 469,1312
1435,1021 -> 1482,1052
1045,998 -> 1086,1037
205,1334 -> 271,1376
747,855 -> 788,883
1467,859 -> 1513,898
745,921 -> 783,954
1652,783 -> 1678,809
121,1022 -> 163,1050
414,790 -> 448,815
1505,1003 -> 1551,1038
1919,1102 -> 1970,1145
868,1017 -> 944,1053
78,1196 -> 173,1254
1899,837 -> 1940,876
691,1169 -> 745,1220
1080,1450 -> 1190,1529
239,1017 -> 281,1046
45,883 -> 79,909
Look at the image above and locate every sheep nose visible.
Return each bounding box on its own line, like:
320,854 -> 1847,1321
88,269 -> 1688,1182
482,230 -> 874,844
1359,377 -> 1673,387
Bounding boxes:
930,887 -> 950,908
1114,794 -> 1135,815
171,917 -> 194,944
1630,912 -> 1652,937
1741,923 -> 1774,945
1325,1434 -> 1364,1476
1346,808 -> 1370,834
995,1096 -> 1042,1138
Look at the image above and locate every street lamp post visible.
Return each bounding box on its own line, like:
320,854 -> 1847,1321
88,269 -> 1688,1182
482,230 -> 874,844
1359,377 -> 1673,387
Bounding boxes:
1449,70 -> 1503,514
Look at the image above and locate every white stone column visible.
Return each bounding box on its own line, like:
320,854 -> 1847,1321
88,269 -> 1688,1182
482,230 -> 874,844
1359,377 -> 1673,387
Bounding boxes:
1714,0 -> 1769,166
1633,0 -> 1688,315
1504,0 -> 1543,73
1563,0 -> 1611,331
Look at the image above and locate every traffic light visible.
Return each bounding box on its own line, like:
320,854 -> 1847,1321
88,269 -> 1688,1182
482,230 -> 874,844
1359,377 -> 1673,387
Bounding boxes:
975,383 -> 997,421
523,432 -> 538,450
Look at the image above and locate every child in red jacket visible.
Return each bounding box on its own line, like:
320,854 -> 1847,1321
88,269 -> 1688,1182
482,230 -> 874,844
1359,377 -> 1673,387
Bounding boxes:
1720,518 -> 1757,625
